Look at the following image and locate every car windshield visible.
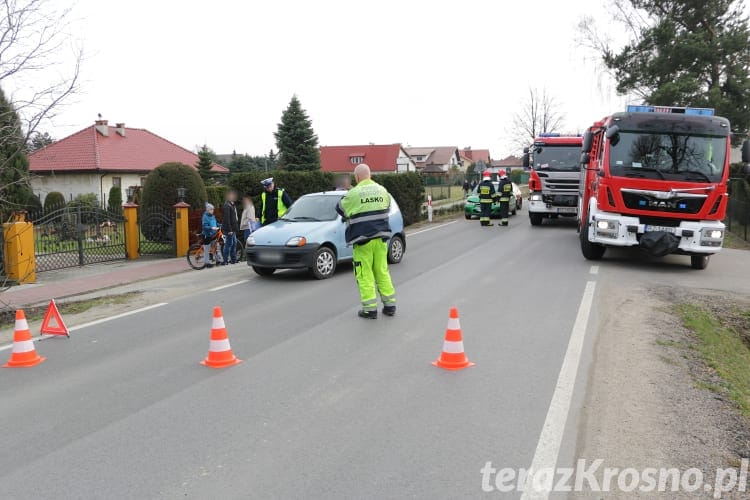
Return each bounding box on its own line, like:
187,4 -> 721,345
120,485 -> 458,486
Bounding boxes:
533,146 -> 580,171
609,132 -> 727,183
281,195 -> 340,222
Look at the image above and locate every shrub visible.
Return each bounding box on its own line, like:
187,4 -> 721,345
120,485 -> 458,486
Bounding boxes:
206,185 -> 228,209
107,185 -> 122,213
141,162 -> 207,211
373,172 -> 424,226
510,169 -> 523,184
68,192 -> 99,209
44,191 -> 65,212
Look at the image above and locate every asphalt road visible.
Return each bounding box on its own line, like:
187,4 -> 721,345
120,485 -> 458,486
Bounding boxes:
0,211 -> 746,499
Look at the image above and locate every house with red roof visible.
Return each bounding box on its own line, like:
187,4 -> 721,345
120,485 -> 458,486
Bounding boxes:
29,119 -> 228,206
491,155 -> 523,173
404,146 -> 460,174
320,144 -> 415,174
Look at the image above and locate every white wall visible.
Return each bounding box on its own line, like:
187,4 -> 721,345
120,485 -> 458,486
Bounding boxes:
396,148 -> 417,173
32,172 -> 146,207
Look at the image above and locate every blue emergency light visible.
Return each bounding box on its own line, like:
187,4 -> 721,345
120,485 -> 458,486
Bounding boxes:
626,105 -> 714,116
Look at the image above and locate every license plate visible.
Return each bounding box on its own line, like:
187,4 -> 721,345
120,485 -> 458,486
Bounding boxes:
556,207 -> 576,214
644,225 -> 676,234
257,251 -> 283,263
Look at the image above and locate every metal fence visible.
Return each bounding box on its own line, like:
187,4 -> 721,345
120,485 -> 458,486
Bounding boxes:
727,179 -> 749,242
31,204 -> 127,272
139,206 -> 176,256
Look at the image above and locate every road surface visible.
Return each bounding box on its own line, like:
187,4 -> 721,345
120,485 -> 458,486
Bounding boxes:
1,212 -> 747,499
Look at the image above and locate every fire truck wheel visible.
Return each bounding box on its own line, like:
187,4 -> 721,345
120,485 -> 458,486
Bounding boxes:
529,213 -> 543,226
690,255 -> 710,270
580,223 -> 606,260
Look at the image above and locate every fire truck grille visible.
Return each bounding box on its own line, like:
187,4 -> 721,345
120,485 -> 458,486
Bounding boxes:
621,191 -> 705,214
542,178 -> 579,192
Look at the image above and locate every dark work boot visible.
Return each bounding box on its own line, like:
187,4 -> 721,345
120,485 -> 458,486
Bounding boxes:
358,310 -> 378,320
382,305 -> 396,317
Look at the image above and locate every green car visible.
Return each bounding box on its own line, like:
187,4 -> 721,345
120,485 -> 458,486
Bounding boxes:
464,182 -> 519,220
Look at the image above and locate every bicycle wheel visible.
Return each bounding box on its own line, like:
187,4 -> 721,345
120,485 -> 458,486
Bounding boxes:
235,238 -> 246,262
187,243 -> 206,270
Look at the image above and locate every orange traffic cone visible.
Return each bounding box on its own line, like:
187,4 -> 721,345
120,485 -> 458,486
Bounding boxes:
432,307 -> 474,371
3,310 -> 45,368
201,306 -> 242,368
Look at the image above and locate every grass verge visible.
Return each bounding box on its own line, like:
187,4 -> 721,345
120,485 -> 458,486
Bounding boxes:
0,291 -> 142,329
724,230 -> 750,250
676,303 -> 750,417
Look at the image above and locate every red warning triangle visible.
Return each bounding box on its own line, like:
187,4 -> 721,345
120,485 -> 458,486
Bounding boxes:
40,299 -> 69,337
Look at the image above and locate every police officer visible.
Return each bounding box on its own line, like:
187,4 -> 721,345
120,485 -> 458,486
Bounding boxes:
259,177 -> 293,226
497,169 -> 513,226
336,164 -> 397,320
478,170 -> 496,226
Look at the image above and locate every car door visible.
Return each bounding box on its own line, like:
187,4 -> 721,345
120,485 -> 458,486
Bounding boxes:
332,195 -> 353,261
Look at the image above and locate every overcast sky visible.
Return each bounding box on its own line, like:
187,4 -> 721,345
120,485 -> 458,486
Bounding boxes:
36,0 -> 745,159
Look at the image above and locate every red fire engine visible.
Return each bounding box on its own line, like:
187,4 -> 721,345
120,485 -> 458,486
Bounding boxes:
578,105 -> 738,270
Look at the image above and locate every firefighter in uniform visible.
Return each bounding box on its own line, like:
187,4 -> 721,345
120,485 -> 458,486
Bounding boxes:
260,177 -> 293,226
497,169 -> 513,226
478,170 -> 496,226
336,164 -> 397,320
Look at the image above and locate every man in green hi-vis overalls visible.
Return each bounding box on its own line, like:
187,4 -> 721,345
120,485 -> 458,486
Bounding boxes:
336,164 -> 397,320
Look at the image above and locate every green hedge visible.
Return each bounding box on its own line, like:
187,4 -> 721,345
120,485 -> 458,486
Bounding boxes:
206,185 -> 228,209
229,170 -> 425,226
373,172 -> 424,226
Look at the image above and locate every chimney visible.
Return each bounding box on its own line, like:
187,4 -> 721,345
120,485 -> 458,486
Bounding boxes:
115,123 -> 126,137
95,118 -> 109,137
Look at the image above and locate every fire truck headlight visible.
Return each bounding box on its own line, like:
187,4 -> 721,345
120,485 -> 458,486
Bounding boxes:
597,220 -> 615,230
530,194 -> 543,201
707,230 -> 723,239
700,229 -> 723,246
595,219 -> 619,237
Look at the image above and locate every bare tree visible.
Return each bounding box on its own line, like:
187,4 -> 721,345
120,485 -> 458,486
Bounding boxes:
508,87 -> 565,152
0,0 -> 82,187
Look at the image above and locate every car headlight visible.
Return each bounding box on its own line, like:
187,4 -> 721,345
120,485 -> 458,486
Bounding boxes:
245,235 -> 255,246
595,219 -> 618,235
285,236 -> 307,247
530,194 -> 542,201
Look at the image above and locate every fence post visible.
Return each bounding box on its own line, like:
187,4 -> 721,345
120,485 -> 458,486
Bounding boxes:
3,213 -> 35,283
76,204 -> 84,266
173,201 -> 190,258
123,202 -> 139,260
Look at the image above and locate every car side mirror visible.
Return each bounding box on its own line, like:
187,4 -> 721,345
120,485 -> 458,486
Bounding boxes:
742,140 -> 750,164
523,153 -> 530,169
582,131 -> 593,153
605,125 -> 620,146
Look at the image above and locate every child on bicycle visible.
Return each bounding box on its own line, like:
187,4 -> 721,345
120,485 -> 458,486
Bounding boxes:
202,203 -> 220,268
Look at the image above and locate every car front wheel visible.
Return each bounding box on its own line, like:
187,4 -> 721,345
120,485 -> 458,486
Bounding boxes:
310,246 -> 337,279
388,235 -> 405,264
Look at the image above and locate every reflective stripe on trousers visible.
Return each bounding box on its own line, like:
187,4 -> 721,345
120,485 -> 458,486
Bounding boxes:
352,239 -> 396,310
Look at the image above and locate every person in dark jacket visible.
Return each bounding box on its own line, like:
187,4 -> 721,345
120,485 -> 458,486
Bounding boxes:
496,169 -> 513,226
221,190 -> 240,265
477,170 -> 496,227
259,177 -> 293,225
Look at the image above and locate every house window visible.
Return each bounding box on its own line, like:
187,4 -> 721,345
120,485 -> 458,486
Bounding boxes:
350,156 -> 364,165
140,177 -> 147,186
112,177 -> 121,188
414,155 -> 425,161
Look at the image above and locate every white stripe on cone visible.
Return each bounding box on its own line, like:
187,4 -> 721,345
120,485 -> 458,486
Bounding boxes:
209,339 -> 231,352
446,318 -> 461,331
442,340 -> 465,354
12,340 -> 35,353
212,317 -> 226,330
14,319 -> 29,332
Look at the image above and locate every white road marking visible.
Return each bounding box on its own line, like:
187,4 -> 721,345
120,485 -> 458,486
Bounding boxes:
589,265 -> 599,275
0,303 -> 169,352
407,220 -> 457,236
520,281 -> 597,500
209,280 -> 249,292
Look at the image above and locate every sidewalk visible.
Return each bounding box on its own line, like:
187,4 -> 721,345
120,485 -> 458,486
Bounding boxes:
0,258 -> 191,308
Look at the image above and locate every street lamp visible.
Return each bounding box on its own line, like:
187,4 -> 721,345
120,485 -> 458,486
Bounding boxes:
177,187 -> 186,202
126,186 -> 135,203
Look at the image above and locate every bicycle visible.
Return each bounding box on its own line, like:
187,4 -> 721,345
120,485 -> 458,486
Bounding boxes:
187,229 -> 225,270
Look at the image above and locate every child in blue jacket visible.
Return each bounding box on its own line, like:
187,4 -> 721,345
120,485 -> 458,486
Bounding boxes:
202,203 -> 220,267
